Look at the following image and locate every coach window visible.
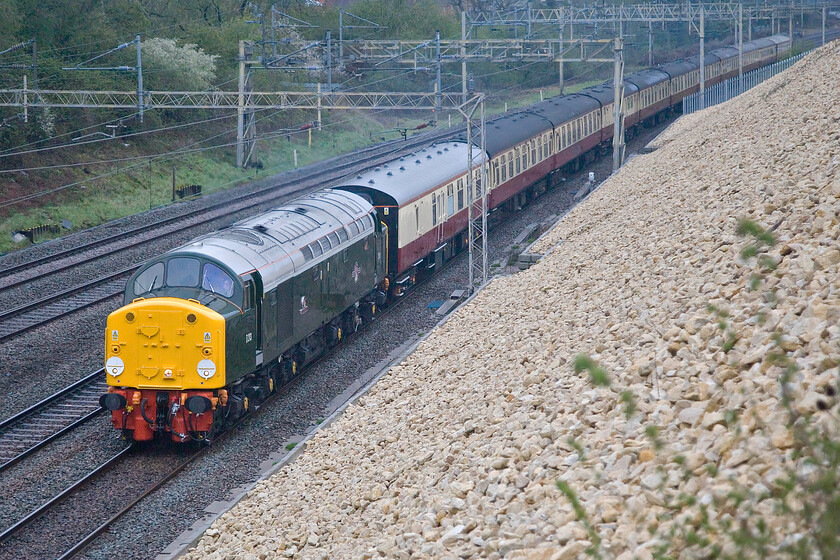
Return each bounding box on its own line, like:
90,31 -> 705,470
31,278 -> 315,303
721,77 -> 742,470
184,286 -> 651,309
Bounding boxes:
508,153 -> 514,177
202,263 -> 235,298
457,178 -> 465,209
415,206 -> 420,234
431,194 -> 438,225
514,148 -> 520,174
133,262 -> 164,296
530,141 -> 536,163
167,257 -> 200,287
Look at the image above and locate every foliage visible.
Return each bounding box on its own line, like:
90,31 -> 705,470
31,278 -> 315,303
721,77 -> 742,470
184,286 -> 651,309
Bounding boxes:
142,38 -> 219,91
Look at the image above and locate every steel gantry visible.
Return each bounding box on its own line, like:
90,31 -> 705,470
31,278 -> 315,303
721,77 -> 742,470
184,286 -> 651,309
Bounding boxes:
466,2 -> 838,27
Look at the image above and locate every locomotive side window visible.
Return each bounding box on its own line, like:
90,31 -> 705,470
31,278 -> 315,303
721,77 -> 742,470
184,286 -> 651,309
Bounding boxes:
167,257 -> 200,287
310,241 -> 323,257
134,262 -> 164,296
202,263 -> 235,298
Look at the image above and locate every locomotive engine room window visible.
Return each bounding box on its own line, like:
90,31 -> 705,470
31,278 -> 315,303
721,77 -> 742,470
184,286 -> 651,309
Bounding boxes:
167,257 -> 200,287
133,262 -> 164,296
447,184 -> 455,216
457,178 -> 465,209
202,263 -> 235,298
310,240 -> 323,257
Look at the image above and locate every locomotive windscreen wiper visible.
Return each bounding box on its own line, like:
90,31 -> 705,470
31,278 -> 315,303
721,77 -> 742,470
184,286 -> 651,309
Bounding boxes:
136,275 -> 159,297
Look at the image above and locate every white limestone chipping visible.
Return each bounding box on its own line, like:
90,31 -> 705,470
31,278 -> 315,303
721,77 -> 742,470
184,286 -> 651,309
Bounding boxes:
183,41 -> 840,560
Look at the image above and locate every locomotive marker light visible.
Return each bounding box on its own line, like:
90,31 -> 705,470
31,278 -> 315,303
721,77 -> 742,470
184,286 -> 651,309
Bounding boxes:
106,356 -> 125,377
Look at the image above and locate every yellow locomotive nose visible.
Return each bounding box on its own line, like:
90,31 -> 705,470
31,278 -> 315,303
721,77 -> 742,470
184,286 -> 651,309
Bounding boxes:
105,297 -> 226,390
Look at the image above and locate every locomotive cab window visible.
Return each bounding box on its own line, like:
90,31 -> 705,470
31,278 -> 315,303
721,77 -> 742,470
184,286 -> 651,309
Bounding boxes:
133,262 -> 164,296
202,263 -> 235,298
167,257 -> 200,287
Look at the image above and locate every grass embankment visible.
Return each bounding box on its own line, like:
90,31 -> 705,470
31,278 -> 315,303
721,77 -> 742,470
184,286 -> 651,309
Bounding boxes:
0,79 -> 604,255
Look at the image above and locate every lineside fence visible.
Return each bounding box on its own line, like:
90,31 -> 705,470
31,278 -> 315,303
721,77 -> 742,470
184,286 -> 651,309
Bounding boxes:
683,51 -> 810,114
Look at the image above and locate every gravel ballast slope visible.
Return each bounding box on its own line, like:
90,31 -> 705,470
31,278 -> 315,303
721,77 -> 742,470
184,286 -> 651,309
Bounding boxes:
184,42 -> 840,560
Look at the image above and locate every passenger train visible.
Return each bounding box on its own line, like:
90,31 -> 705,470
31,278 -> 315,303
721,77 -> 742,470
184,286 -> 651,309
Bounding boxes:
99,35 -> 791,442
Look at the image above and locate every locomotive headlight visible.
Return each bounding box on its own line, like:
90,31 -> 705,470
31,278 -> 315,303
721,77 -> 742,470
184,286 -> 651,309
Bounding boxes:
197,359 -> 216,379
106,356 -> 125,377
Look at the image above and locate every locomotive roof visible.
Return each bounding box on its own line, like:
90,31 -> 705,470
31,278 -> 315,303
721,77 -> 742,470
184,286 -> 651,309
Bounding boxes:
168,189 -> 375,291
334,141 -> 483,206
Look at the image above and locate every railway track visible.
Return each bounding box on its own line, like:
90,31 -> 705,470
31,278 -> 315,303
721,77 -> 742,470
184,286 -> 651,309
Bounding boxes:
0,370 -> 106,474
0,269 -> 133,341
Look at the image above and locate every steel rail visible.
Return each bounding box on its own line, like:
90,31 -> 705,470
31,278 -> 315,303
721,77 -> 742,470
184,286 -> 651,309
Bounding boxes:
0,369 -> 103,432
0,268 -> 133,342
0,369 -> 106,474
0,445 -> 134,543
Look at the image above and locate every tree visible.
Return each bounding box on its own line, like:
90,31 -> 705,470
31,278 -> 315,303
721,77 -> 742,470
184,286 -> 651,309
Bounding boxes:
141,37 -> 219,91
